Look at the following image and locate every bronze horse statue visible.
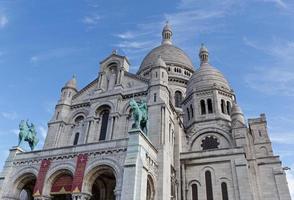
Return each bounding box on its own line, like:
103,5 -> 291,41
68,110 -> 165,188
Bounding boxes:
18,120 -> 39,151
129,99 -> 148,134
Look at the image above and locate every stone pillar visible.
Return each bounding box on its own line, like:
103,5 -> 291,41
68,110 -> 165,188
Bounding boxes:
34,196 -> 52,200
120,129 -> 157,200
107,115 -> 113,140
2,197 -> 19,200
72,193 -> 91,200
234,158 -> 254,200
273,168 -> 291,200
114,189 -> 122,200
84,118 -> 92,143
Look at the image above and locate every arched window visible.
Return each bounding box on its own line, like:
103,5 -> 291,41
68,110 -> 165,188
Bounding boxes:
221,99 -> 226,114
146,175 -> 155,200
226,101 -> 231,115
207,99 -> 213,114
192,184 -> 198,200
205,171 -> 213,200
190,104 -> 194,118
75,115 -> 84,124
99,110 -> 110,141
187,108 -> 190,120
154,93 -> 157,102
73,132 -> 79,145
175,91 -> 183,108
200,100 -> 206,115
221,182 -> 229,200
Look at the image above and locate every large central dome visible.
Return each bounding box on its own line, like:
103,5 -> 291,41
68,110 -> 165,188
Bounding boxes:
138,44 -> 194,74
137,23 -> 194,75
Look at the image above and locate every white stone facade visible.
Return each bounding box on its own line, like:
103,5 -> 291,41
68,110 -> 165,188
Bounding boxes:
0,23 -> 291,200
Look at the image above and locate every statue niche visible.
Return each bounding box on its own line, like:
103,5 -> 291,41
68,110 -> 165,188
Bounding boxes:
106,66 -> 118,90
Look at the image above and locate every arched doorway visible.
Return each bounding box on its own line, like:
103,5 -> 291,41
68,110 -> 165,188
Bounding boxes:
17,173 -> 36,200
50,171 -> 73,200
89,165 -> 116,200
146,175 -> 155,200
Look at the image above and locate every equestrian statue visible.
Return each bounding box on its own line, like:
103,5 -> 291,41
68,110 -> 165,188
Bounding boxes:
18,120 -> 39,151
129,99 -> 148,134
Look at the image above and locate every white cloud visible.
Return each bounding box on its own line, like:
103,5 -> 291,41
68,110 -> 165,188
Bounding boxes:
0,15 -> 8,28
263,0 -> 287,8
244,68 -> 294,96
116,41 -> 154,49
285,165 -> 294,199
244,38 -> 294,96
10,129 -> 19,136
82,15 -> 101,25
1,111 -> 18,120
270,132 -> 294,144
38,125 -> 47,140
30,47 -> 80,63
115,31 -> 137,40
113,0 -> 241,68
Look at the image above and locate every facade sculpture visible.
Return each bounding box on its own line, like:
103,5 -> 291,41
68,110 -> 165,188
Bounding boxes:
0,22 -> 291,200
18,120 -> 39,151
129,99 -> 148,133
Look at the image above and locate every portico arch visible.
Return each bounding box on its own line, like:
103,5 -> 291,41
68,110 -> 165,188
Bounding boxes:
84,164 -> 117,200
15,173 -> 37,200
4,167 -> 39,200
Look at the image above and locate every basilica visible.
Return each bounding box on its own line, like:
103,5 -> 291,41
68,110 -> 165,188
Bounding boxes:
0,23 -> 291,200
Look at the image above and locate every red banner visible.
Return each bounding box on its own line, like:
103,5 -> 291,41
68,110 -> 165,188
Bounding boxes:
71,154 -> 88,193
33,159 -> 51,196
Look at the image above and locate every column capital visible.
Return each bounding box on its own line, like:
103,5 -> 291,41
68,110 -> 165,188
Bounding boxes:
72,193 -> 91,200
34,196 -> 52,200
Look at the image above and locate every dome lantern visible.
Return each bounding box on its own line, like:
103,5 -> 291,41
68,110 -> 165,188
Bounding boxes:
162,21 -> 173,45
199,43 -> 209,65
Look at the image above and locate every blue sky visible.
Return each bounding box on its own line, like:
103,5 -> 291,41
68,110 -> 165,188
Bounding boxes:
0,0 -> 294,196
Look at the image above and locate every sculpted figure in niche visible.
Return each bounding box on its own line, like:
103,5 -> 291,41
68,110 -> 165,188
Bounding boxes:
106,68 -> 117,90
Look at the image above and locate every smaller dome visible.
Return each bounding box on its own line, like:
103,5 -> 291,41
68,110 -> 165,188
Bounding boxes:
64,75 -> 77,90
163,22 -> 172,32
199,43 -> 209,53
231,102 -> 245,125
187,63 -> 231,93
187,45 -> 231,94
153,55 -> 166,68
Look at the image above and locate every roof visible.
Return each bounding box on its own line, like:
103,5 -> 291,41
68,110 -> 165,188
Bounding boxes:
137,44 -> 194,74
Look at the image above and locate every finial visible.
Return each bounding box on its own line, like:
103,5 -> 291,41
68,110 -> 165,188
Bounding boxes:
162,21 -> 172,45
199,43 -> 209,64
112,49 -> 118,55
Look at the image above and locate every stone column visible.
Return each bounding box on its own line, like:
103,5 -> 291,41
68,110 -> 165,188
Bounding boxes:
2,197 -> 19,200
234,158 -> 254,200
94,117 -> 101,142
72,193 -> 91,200
84,118 -> 92,143
107,115 -> 114,140
34,196 -> 52,200
273,168 -> 292,200
114,189 -> 122,200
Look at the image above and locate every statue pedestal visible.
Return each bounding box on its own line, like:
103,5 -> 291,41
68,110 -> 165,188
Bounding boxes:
120,129 -> 157,200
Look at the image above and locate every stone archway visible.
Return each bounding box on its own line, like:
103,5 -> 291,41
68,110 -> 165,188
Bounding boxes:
47,169 -> 73,200
85,165 -> 117,200
146,175 -> 155,200
15,173 -> 37,200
